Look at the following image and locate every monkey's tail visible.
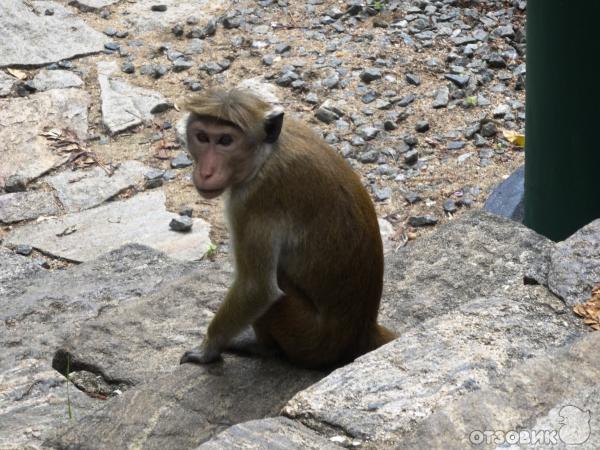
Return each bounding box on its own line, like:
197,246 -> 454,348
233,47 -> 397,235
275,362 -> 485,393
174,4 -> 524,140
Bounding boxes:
365,324 -> 397,353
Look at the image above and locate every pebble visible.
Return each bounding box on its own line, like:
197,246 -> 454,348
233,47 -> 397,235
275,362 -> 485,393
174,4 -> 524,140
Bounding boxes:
408,215 -> 438,227
179,207 -> 193,217
358,150 -> 378,164
405,73 -> 421,86
121,62 -> 135,74
144,170 -> 165,189
403,191 -> 421,204
443,199 -> 458,213
170,153 -> 193,169
415,121 -> 430,133
360,68 -> 382,83
447,141 -> 465,151
404,149 -> 419,165
374,187 -> 391,202
15,244 -> 33,256
5,175 -> 26,193
151,5 -> 167,12
444,74 -> 470,88
169,216 -> 193,232
481,122 -> 498,137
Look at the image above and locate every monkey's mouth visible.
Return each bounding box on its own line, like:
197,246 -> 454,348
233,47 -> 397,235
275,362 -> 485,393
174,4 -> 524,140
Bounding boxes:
196,187 -> 225,199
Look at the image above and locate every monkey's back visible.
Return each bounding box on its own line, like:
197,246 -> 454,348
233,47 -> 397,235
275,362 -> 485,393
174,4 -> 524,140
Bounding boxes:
248,118 -> 385,325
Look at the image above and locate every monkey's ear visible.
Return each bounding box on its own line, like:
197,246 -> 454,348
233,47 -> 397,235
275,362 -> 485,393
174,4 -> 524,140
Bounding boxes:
264,110 -> 284,144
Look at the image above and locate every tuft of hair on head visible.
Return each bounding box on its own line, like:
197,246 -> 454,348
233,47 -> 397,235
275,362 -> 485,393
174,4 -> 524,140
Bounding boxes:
181,88 -> 273,143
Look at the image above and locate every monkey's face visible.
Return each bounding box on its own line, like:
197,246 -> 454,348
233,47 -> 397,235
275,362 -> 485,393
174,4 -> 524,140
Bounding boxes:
186,117 -> 256,199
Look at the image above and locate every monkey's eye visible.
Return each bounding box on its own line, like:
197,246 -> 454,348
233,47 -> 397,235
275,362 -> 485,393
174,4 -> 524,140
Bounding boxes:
196,132 -> 209,143
218,134 -> 233,146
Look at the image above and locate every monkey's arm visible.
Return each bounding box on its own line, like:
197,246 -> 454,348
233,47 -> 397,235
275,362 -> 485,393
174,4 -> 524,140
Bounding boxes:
181,237 -> 282,365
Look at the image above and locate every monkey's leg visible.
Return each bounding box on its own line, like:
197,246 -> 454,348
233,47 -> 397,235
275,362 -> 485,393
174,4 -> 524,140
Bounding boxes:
222,327 -> 282,358
257,294 -> 345,369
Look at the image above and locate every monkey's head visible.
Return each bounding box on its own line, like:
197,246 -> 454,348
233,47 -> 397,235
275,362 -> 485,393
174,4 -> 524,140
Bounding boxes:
181,88 -> 284,199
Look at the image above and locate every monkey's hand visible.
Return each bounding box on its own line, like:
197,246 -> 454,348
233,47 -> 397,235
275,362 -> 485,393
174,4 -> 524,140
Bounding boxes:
180,347 -> 221,365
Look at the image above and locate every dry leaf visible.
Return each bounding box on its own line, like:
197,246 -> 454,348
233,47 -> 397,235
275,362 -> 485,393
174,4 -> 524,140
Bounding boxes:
573,283 -> 600,331
503,130 -> 525,148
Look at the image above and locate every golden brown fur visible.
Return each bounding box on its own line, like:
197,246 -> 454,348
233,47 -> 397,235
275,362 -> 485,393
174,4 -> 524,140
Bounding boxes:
180,89 -> 396,369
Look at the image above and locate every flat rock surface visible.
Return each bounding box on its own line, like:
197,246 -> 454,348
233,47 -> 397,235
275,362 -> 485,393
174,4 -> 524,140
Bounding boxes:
394,331 -> 600,450
4,190 -> 212,262
197,418 -> 342,450
0,245 -> 198,449
30,69 -> 84,91
0,88 -> 90,183
0,190 -> 60,224
46,160 -> 153,212
47,260 -> 323,448
98,61 -> 172,134
378,210 -> 555,333
0,0 -> 109,68
121,0 -> 228,33
547,218 -> 600,305
283,289 -> 583,446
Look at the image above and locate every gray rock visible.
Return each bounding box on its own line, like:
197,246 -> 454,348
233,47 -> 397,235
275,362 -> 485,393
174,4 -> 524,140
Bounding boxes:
543,219 -> 600,306
46,261 -> 323,449
0,1 -> 109,68
0,89 -> 90,183
484,165 -> 524,222
374,187 -> 391,202
199,418 -> 342,449
395,332 -> 600,449
405,73 -> 421,86
0,244 -> 197,449
447,140 -> 465,150
408,215 -> 438,227
170,215 -> 193,232
315,106 -> 340,124
283,212 -> 584,447
322,73 -> 339,89
4,190 -> 212,262
0,71 -> 16,96
171,152 -> 193,168
144,169 -> 166,189
443,199 -> 458,213
360,68 -> 382,83
46,160 -> 153,212
444,73 -> 470,88
415,120 -> 430,132
397,93 -> 416,107
358,150 -> 378,164
15,244 -> 33,256
4,175 -> 26,193
357,126 -> 379,141
432,85 -> 450,108
29,69 -> 83,91
404,149 -> 418,165
98,61 -> 172,134
121,62 -> 135,74
480,121 -> 498,137
0,191 -> 61,224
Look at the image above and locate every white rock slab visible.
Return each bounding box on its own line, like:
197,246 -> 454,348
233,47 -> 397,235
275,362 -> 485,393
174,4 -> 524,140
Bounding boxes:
122,0 -> 228,33
98,61 -> 172,134
46,160 -> 154,212
69,0 -> 120,11
30,69 -> 83,92
5,190 -> 212,262
0,191 -> 61,224
0,1 -> 109,68
0,88 -> 91,183
0,71 -> 16,97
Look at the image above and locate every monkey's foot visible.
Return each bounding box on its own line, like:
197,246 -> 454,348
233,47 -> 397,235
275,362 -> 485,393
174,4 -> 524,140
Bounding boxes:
224,336 -> 282,358
180,349 -> 221,365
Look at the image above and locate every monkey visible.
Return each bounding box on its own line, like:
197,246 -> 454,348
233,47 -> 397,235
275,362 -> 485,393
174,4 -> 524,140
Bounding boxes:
179,88 -> 396,369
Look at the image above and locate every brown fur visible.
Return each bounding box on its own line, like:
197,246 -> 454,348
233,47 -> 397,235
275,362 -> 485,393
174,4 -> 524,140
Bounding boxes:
181,89 -> 396,369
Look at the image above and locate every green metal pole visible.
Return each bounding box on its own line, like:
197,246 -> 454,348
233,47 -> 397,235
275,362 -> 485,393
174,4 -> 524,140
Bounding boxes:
525,0 -> 600,241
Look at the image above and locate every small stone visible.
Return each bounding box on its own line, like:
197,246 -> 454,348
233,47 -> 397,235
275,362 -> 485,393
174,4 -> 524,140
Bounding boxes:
374,187 -> 391,202
383,120 -> 398,131
404,135 -> 418,146
322,73 -> 340,89
169,216 -> 193,232
408,215 -> 438,227
151,5 -> 168,12
223,17 -> 241,29
361,91 -> 377,104
432,86 -> 449,108
5,175 -> 27,193
443,199 -> 458,213
121,62 -> 135,74
358,150 -> 378,164
315,107 -> 339,124
415,121 -> 430,133
262,55 -> 275,66
360,68 -> 382,83
397,94 -> 416,107
15,244 -> 33,256
403,191 -> 421,204
481,122 -> 498,137
447,141 -> 465,150
171,153 -> 193,169
479,148 -> 494,159
103,27 -> 118,37
405,73 -> 421,86
404,149 -> 419,165
173,58 -> 193,72
179,207 -> 193,217
358,126 -> 379,141
493,104 -> 510,118
144,169 -> 165,189
104,42 -> 120,52
275,43 -> 291,54
444,73 -> 470,88
172,24 -> 184,37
